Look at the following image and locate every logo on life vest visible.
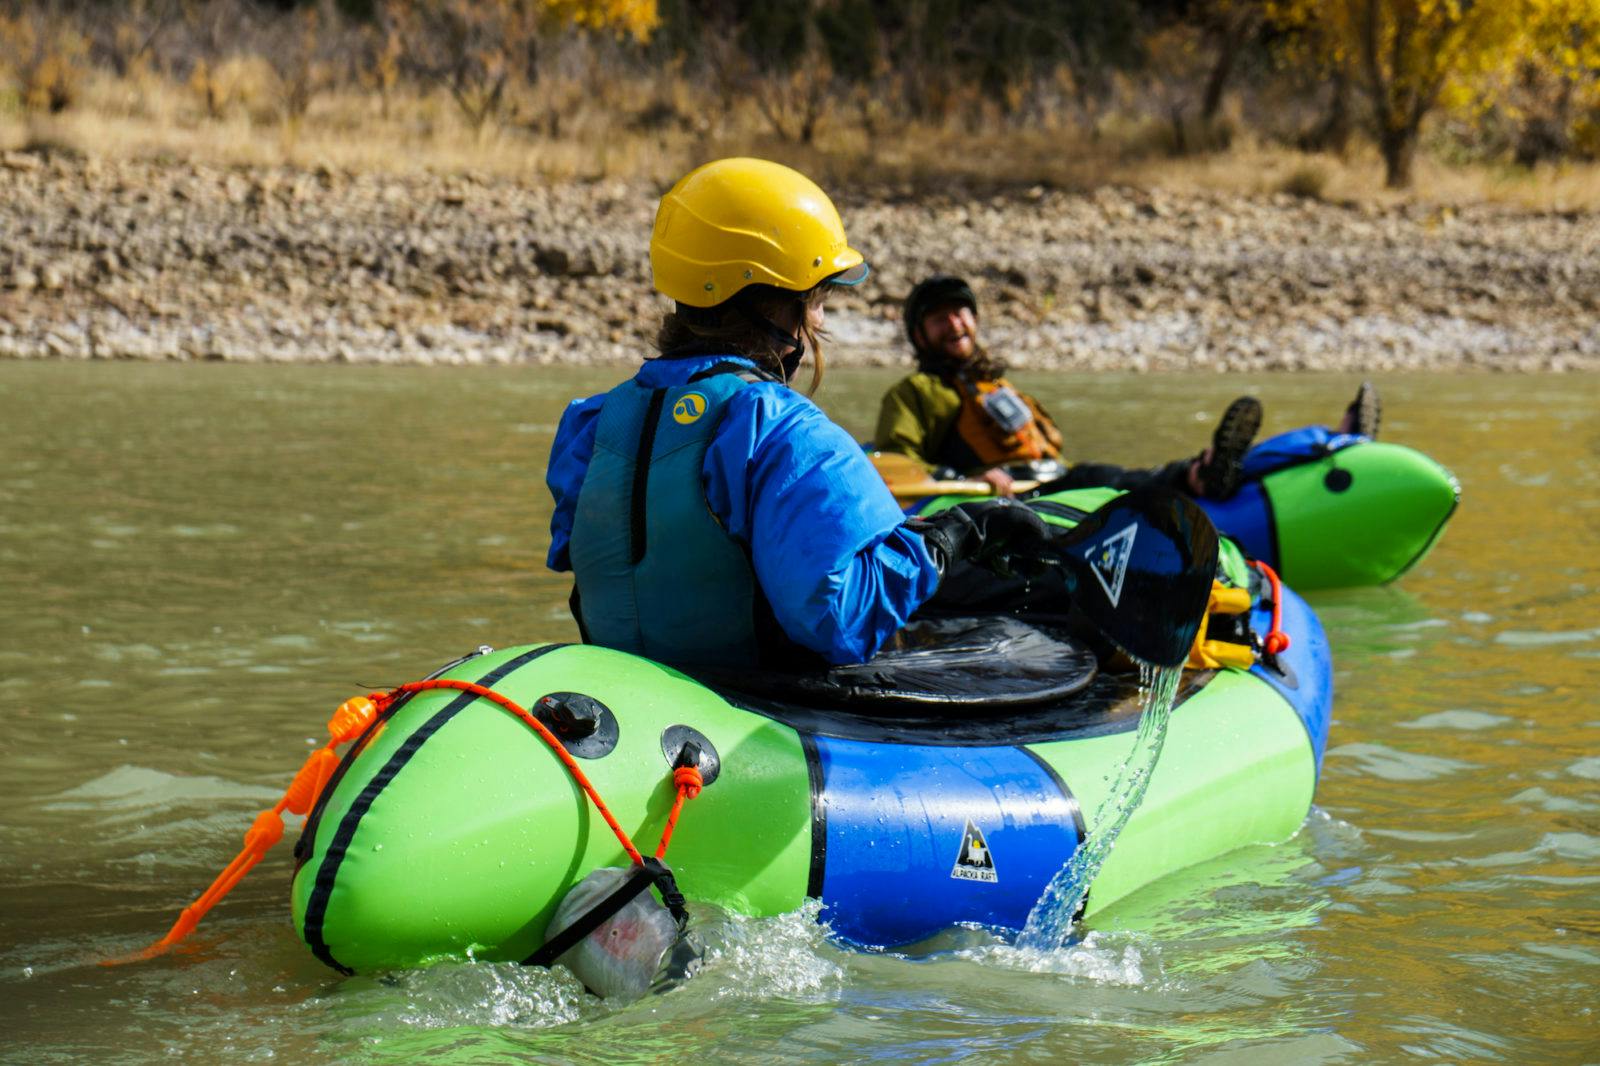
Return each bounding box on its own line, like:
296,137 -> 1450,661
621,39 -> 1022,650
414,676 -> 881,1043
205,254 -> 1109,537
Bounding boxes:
951,819 -> 998,883
673,392 -> 708,424
1088,523 -> 1137,608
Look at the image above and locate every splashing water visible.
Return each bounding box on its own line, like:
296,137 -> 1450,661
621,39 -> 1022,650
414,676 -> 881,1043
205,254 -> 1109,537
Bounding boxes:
697,899 -> 847,1001
1019,662 -> 1184,949
955,929 -> 1161,987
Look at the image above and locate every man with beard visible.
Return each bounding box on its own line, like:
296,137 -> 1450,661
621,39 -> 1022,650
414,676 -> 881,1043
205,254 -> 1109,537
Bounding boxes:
875,276 -> 1378,499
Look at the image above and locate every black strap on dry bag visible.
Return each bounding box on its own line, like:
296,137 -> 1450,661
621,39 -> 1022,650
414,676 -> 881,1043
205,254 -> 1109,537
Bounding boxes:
522,857 -> 688,968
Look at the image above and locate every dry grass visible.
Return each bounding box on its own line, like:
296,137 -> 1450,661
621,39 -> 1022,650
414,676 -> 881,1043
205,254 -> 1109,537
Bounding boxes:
5,67 -> 1600,212
1105,134 -> 1600,211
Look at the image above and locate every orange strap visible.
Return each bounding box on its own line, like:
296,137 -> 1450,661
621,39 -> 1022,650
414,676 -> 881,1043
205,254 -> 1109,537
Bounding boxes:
1251,559 -> 1292,655
114,678 -> 702,964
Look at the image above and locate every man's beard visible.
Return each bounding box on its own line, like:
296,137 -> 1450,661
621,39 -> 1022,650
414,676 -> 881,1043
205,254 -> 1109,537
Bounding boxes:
940,332 -> 976,360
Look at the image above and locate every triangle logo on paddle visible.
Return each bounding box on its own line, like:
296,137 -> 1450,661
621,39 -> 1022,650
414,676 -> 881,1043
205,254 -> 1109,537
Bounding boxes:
951,819 -> 998,883
1088,523 -> 1137,608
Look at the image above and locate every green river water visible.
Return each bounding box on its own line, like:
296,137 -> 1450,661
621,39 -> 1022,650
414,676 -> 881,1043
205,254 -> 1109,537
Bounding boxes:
2,363 -> 1597,1064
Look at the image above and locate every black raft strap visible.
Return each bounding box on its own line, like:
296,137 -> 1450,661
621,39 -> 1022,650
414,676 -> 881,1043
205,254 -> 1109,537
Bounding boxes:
522,858 -> 688,968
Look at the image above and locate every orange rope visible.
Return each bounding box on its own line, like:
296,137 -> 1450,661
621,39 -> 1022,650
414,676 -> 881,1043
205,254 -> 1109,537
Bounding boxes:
655,764 -> 703,859
115,676 -> 704,965
1250,559 -> 1292,655
394,679 -> 646,866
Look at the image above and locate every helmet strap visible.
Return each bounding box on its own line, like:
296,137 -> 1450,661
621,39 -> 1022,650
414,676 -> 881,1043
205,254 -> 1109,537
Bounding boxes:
732,294 -> 807,382
669,295 -> 807,382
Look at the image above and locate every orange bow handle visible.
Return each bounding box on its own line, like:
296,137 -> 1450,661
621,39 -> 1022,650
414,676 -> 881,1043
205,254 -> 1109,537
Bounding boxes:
329,693 -> 384,744
113,808 -> 286,964
282,747 -> 340,818
1250,559 -> 1292,656
104,694 -> 390,967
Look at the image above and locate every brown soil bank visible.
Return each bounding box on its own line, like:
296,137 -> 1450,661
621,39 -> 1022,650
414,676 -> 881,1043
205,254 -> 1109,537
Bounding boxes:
2,150 -> 1596,371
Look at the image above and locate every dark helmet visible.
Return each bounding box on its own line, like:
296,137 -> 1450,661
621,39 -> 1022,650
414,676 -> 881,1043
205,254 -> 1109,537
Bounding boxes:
903,275 -> 977,351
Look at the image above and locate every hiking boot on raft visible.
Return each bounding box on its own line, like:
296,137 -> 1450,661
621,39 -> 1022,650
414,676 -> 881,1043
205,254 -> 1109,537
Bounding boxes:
1343,380 -> 1381,439
1196,396 -> 1262,500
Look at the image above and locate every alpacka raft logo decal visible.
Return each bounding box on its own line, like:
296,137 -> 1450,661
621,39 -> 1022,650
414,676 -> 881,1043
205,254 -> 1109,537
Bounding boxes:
951,819 -> 998,883
1089,523 -> 1137,608
672,392 -> 708,425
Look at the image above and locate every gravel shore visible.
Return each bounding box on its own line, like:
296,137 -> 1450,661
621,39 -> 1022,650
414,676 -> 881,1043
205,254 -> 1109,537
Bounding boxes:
3,149 -> 1596,371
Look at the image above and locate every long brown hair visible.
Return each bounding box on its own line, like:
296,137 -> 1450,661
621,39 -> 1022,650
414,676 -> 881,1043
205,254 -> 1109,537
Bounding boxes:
655,284 -> 829,395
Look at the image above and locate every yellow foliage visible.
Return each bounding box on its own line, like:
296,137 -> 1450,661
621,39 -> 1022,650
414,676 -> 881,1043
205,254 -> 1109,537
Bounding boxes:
1276,1 -> 1520,117
1523,0 -> 1600,75
1264,0 -> 1600,181
0,12 -> 87,113
546,0 -> 658,41
1270,0 -> 1600,118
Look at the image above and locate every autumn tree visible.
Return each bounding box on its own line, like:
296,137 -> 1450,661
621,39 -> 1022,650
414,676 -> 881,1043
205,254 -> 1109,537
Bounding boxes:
1271,0 -> 1600,184
1270,0 -> 1557,187
1505,0 -> 1600,163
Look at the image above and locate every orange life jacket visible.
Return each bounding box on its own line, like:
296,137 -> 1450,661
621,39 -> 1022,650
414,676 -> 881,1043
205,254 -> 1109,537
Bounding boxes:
950,373 -> 1064,468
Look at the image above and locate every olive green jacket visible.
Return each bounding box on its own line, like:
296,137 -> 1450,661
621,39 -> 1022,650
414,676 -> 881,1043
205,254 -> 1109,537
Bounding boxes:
873,371 -> 971,473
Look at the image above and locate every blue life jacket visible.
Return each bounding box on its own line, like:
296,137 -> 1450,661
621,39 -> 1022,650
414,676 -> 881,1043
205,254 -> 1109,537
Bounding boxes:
569,366 -> 802,670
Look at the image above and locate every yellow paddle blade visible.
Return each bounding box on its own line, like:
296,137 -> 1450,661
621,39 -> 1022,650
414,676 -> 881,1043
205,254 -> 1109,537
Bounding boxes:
868,451 -> 936,483
867,452 -> 1037,503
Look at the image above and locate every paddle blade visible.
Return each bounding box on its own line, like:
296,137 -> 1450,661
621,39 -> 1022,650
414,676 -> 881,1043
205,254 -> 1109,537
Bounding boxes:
1051,486 -> 1219,667
868,451 -> 936,484
869,450 -> 1039,503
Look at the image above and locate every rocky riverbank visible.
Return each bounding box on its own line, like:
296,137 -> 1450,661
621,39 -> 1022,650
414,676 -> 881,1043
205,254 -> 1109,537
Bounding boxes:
3,149 -> 1596,371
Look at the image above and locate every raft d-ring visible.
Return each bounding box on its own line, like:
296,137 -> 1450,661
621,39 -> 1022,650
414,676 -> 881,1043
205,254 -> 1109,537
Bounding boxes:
422,644 -> 496,681
661,725 -> 719,787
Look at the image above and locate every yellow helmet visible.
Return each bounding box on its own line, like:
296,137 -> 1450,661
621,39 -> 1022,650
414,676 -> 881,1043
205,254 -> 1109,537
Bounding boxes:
651,157 -> 869,308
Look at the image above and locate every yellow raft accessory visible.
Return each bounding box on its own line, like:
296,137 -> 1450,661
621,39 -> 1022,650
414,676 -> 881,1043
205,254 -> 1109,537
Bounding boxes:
1187,580 -> 1257,670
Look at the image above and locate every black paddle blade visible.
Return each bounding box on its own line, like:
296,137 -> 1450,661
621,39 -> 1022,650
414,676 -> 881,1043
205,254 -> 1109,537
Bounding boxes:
1051,486 -> 1219,667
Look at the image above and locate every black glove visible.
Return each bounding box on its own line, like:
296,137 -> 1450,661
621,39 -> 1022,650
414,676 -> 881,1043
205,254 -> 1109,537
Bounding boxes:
906,499 -> 1060,579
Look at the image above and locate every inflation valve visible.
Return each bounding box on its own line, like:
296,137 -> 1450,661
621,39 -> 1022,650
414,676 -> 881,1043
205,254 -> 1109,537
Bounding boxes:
534,693 -> 619,759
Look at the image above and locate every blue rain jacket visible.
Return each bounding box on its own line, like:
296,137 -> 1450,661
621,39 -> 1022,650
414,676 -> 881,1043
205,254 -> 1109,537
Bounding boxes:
546,354 -> 939,666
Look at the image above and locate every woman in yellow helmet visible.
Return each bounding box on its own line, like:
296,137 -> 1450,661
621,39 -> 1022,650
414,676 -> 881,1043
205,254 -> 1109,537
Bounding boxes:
544,158 -> 1060,669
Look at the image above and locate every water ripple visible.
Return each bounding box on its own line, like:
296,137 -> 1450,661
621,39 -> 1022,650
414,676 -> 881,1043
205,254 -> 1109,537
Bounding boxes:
1325,743 -> 1477,781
